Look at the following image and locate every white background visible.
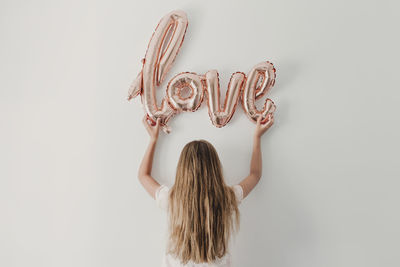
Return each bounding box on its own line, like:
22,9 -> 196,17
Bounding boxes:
1,0 -> 399,266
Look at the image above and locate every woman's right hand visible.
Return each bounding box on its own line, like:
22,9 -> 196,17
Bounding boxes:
254,114 -> 274,139
143,116 -> 161,141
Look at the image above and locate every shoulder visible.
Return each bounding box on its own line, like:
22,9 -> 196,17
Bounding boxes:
231,184 -> 244,204
155,184 -> 169,199
155,184 -> 170,211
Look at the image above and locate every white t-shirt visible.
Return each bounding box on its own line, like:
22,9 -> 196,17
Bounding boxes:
155,184 -> 244,267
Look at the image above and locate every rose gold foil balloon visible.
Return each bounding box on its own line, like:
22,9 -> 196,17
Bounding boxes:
128,10 -> 278,130
127,71 -> 142,99
127,10 -> 188,133
166,72 -> 204,112
242,61 -> 276,124
204,70 -> 246,127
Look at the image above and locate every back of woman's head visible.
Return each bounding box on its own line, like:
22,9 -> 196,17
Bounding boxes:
167,140 -> 240,264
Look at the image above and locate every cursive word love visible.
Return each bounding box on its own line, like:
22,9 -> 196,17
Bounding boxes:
128,10 -> 276,133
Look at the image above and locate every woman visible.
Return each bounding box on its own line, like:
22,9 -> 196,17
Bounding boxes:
138,114 -> 274,266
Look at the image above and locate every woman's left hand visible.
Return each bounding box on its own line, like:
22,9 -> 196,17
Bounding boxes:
143,116 -> 161,141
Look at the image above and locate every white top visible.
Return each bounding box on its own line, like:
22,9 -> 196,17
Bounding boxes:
155,184 -> 244,267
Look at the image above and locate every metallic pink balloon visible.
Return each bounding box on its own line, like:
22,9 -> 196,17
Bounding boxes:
166,72 -> 204,112
204,70 -> 246,127
242,61 -> 276,124
127,10 -> 188,133
128,10 -> 278,130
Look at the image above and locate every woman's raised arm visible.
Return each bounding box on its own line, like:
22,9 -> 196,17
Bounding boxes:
239,114 -> 274,199
138,116 -> 162,199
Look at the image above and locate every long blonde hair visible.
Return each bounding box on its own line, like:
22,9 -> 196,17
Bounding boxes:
167,140 -> 240,264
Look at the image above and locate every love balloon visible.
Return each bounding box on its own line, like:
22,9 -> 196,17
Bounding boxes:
128,10 -> 276,133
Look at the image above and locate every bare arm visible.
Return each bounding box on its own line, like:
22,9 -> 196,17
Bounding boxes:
239,114 -> 274,198
138,116 -> 162,199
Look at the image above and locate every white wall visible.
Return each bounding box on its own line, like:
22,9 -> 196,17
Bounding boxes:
1,0 -> 399,266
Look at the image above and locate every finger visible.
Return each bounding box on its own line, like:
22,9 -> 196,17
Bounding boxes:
259,114 -> 269,125
256,116 -> 262,125
143,116 -> 152,130
155,118 -> 161,130
262,116 -> 274,128
261,114 -> 272,125
267,113 -> 274,123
